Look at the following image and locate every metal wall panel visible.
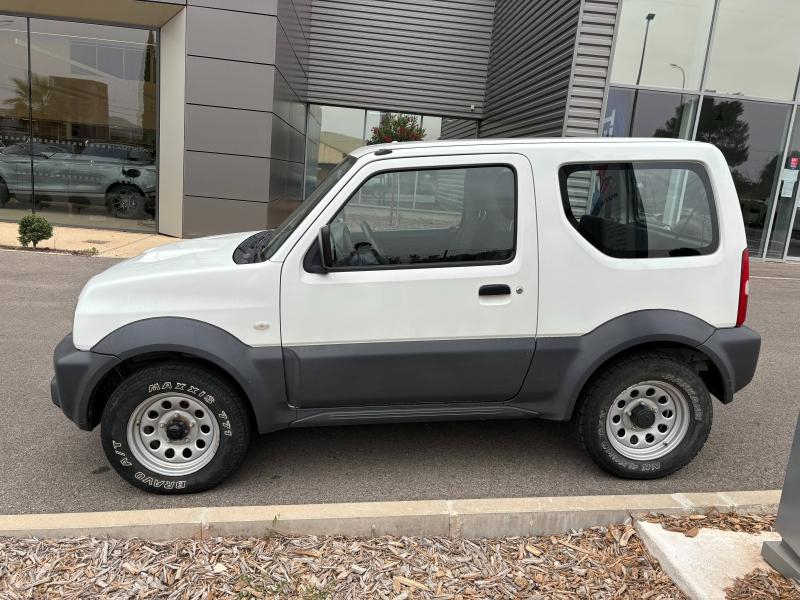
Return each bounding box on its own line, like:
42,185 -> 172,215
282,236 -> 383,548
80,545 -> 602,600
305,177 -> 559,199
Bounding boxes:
187,0 -> 277,14
185,105 -> 273,157
479,0 -> 581,138
186,6 -> 276,64
184,151 -> 270,201
563,0 -> 619,137
186,57 -> 275,113
183,196 -> 269,237
271,0 -> 309,205
307,0 -> 494,118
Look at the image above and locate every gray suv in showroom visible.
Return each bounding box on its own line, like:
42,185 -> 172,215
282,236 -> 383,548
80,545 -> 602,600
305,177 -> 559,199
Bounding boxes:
0,140 -> 155,219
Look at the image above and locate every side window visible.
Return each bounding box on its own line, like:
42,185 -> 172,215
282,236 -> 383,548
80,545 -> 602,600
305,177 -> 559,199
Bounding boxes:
559,162 -> 718,258
328,165 -> 516,268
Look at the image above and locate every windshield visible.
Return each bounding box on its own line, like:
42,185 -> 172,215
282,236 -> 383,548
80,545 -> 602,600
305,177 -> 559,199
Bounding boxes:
260,155 -> 358,261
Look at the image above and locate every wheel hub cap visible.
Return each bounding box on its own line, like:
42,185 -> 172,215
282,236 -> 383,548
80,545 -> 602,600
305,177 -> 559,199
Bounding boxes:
126,392 -> 220,476
165,418 -> 188,441
605,380 -> 691,461
630,404 -> 657,428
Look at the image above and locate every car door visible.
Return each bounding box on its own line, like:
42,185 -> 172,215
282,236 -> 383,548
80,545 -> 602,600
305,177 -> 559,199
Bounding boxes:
279,152 -> 538,409
33,145 -> 73,196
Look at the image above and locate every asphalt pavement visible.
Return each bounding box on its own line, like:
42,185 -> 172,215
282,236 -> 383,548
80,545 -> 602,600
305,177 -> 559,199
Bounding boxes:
0,249 -> 798,514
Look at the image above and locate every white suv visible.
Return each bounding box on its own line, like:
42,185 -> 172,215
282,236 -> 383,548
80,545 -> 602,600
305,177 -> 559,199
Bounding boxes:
51,138 -> 760,493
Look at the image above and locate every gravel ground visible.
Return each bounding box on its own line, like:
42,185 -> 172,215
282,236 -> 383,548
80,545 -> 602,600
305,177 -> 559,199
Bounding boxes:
0,523 -> 683,599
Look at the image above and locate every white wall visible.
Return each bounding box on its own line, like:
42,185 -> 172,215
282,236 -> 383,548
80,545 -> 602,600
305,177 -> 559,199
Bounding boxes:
157,8 -> 186,238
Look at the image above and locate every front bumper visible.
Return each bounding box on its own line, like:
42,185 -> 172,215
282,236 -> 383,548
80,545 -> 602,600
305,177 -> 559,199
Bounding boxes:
51,333 -> 121,430
698,325 -> 761,403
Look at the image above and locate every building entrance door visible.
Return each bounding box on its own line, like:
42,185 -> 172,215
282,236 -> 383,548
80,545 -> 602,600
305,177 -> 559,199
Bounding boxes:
784,201 -> 800,259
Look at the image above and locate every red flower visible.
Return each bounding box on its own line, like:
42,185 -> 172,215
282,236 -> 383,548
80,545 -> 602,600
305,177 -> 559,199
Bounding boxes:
382,135 -> 392,143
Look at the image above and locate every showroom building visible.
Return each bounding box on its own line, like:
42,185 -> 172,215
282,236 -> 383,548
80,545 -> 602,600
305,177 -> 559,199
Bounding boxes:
0,0 -> 798,261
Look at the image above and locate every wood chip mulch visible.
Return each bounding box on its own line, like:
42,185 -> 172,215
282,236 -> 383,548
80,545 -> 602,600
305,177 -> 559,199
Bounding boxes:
726,567 -> 800,599
0,522 -> 685,599
643,508 -> 776,538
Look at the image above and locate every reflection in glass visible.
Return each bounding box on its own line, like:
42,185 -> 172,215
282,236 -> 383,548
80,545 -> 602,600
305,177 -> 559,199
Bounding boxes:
602,87 -> 698,138
696,96 -> 791,254
705,0 -> 800,101
609,0 -> 713,91
6,19 -> 156,229
422,116 -> 442,140
317,105 -> 365,186
0,15 -> 34,222
765,117 -> 800,258
786,207 -> 800,258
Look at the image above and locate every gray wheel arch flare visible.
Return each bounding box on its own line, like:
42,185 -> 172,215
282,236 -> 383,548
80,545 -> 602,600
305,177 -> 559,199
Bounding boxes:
90,317 -> 293,433
512,309 -> 761,420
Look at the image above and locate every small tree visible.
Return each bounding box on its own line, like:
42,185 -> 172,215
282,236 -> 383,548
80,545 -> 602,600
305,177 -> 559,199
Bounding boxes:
18,214 -> 53,248
368,113 -> 425,144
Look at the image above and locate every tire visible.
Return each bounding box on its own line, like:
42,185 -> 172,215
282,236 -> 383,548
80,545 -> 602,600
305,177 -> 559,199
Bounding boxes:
101,361 -> 252,494
577,352 -> 712,479
107,184 -> 147,220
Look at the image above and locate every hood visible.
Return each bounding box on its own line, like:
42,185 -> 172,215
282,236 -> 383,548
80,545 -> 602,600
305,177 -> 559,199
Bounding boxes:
96,231 -> 260,280
71,230 -> 277,350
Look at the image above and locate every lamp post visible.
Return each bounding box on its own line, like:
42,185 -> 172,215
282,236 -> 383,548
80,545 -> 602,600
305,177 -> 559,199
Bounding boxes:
670,63 -> 686,89
629,12 -> 656,136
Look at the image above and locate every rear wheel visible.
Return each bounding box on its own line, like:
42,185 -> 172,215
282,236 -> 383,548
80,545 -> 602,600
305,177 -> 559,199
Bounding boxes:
107,184 -> 147,219
577,353 -> 712,479
101,362 -> 252,494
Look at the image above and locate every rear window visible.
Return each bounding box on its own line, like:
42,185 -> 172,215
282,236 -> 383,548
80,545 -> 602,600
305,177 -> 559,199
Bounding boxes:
559,162 -> 718,258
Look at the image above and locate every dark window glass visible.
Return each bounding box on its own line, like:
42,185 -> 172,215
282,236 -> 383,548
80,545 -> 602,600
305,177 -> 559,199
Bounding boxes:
560,162 -> 718,258
695,96 -> 791,254
603,88 -> 698,138
329,165 -> 516,268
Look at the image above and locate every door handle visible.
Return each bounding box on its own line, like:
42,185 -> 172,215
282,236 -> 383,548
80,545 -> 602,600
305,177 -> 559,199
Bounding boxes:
479,284 -> 511,296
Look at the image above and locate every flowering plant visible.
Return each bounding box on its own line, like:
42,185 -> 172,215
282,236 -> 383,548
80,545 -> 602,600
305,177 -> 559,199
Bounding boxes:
368,113 -> 425,144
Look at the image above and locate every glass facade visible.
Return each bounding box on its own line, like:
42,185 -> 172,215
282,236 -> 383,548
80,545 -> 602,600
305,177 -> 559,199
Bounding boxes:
606,0 -> 800,259
304,104 -> 466,195
0,16 -> 157,232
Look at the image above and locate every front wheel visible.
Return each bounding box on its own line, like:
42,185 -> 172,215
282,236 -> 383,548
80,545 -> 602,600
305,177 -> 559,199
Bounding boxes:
107,184 -> 147,219
577,353 -> 712,479
101,362 -> 252,494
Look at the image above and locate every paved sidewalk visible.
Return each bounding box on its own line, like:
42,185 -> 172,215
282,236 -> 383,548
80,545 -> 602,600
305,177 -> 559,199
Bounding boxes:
0,220 -> 175,258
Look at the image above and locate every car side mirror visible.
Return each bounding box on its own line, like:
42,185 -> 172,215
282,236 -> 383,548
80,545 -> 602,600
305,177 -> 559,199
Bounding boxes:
318,225 -> 334,271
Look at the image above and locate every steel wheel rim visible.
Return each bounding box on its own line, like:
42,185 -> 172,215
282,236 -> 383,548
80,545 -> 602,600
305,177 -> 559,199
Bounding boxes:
126,392 -> 220,476
605,380 -> 691,461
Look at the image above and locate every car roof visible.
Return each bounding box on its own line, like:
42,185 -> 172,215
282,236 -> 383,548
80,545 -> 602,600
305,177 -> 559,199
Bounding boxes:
348,137 -> 695,159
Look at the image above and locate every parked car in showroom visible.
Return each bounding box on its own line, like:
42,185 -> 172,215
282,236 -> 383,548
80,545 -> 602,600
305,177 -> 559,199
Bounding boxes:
0,140 -> 155,219
50,138 -> 759,493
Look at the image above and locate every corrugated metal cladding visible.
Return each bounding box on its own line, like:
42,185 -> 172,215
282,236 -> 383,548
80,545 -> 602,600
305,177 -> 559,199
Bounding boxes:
441,117 -> 479,139
479,0 -> 582,138
307,0 -> 495,119
562,0 -> 619,137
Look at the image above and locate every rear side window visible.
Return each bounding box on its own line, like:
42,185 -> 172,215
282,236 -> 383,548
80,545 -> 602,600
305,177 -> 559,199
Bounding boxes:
559,162 -> 718,258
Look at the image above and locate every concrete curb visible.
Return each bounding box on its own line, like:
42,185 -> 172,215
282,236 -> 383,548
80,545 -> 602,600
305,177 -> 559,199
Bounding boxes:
0,490 -> 780,541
